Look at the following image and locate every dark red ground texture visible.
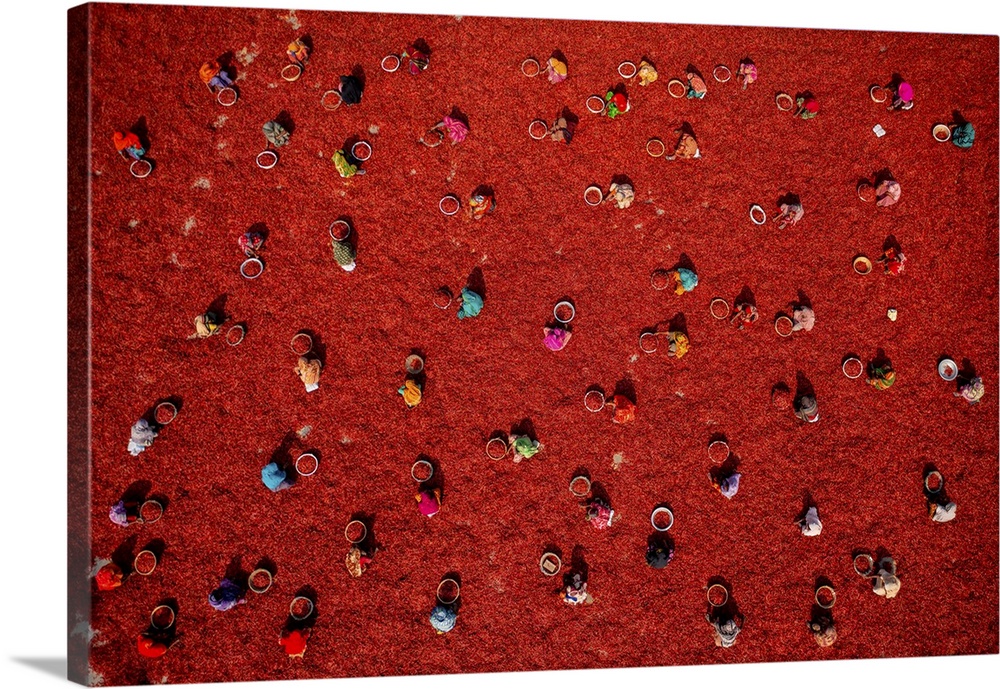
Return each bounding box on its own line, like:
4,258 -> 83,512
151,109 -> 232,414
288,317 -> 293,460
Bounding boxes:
78,4 -> 999,686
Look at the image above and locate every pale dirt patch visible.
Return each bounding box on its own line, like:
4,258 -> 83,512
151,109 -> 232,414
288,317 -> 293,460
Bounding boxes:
235,44 -> 260,68
368,124 -> 380,135
611,452 -> 628,471
279,9 -> 301,30
182,217 -> 196,235
193,178 -> 210,189
297,425 -> 312,438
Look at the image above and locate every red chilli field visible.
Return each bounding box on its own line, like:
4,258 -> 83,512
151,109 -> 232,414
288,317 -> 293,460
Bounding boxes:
80,5 -> 998,686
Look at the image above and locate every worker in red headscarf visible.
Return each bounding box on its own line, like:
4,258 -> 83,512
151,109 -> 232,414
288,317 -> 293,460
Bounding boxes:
795,95 -> 819,120
113,131 -> 145,161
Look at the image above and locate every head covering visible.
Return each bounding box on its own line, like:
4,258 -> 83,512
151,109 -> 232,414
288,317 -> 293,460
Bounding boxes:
296,357 -> 322,387
95,562 -> 124,591
876,179 -> 901,207
809,617 -> 837,647
416,490 -> 440,517
585,499 -> 613,529
718,473 -> 741,499
674,268 -> 698,294
137,634 -> 169,658
646,544 -> 674,569
805,99 -> 819,113
792,306 -> 815,331
109,500 -> 129,527
956,377 -> 984,403
339,75 -> 363,104
332,240 -> 356,270
713,617 -> 741,647
873,568 -> 901,599
674,131 -> 699,159
113,131 -> 139,151
930,501 -> 957,523
546,57 -> 568,83
869,366 -> 896,390
128,419 -> 157,456
332,150 -> 360,178
279,629 -> 309,657
208,578 -> 244,611
611,395 -> 636,424
543,327 -> 571,352
609,182 -> 634,209
240,232 -> 264,257
668,332 -> 690,359
512,435 -> 540,459
469,193 -> 496,220
800,506 -> 823,536
199,61 -> 220,84
440,116 -> 469,143
687,73 -> 707,97
262,121 -> 290,147
261,462 -> 288,492
403,46 -> 429,74
898,82 -> 913,101
795,396 -> 819,422
952,122 -> 975,148
430,604 -> 457,633
638,60 -> 658,87
457,288 -> 484,319
398,379 -> 422,408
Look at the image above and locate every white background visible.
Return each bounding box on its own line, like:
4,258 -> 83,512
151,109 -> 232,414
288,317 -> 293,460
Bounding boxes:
1,0 -> 996,687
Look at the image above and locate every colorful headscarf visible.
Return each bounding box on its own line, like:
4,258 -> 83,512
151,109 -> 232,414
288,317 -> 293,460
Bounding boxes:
261,462 -> 288,492
738,60 -> 757,86
604,91 -> 628,118
402,45 -> 429,74
199,61 -> 220,84
673,268 -> 698,294
332,240 -> 356,271
686,73 -> 707,98
398,379 -> 422,408
668,331 -> 690,359
95,562 -> 124,591
430,604 -> 457,633
109,501 -> 130,527
792,306 -> 815,331
332,150 -> 360,178
868,366 -> 896,390
262,121 -> 290,147
208,578 -> 245,612
608,182 -> 634,209
440,115 -> 469,143
512,435 -> 540,459
585,499 -> 613,529
457,288 -> 484,319
952,122 -> 975,148
546,57 -> 568,83
543,327 -> 571,352
469,193 -> 496,220
638,60 -> 658,87
416,489 -> 440,517
718,473 -> 741,498
956,377 -> 984,404
611,395 -> 636,424
279,629 -> 309,657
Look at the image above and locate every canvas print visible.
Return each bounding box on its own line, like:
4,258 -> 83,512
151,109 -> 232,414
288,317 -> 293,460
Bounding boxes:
68,3 -> 999,686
